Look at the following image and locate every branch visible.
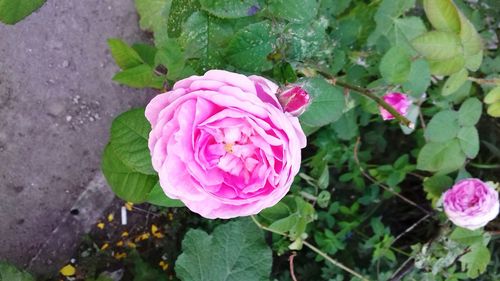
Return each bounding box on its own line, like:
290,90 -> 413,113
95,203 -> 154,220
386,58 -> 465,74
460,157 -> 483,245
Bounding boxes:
250,216 -> 371,281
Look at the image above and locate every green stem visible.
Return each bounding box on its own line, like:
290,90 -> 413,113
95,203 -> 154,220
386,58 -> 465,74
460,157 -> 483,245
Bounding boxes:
468,77 -> 500,85
250,216 -> 371,281
469,163 -> 500,169
301,67 -> 414,128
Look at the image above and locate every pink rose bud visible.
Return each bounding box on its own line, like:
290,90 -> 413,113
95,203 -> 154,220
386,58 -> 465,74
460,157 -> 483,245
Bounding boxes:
379,92 -> 411,120
277,85 -> 310,116
443,178 -> 499,230
145,70 -> 306,219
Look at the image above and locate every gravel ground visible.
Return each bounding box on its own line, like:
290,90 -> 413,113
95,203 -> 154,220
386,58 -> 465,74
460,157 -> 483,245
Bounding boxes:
0,0 -> 156,275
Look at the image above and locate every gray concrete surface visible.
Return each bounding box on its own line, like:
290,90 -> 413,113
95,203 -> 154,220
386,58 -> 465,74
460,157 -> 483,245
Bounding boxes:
0,0 -> 155,275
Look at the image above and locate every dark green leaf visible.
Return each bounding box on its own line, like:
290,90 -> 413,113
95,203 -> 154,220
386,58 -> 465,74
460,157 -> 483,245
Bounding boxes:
200,0 -> 262,18
110,108 -> 155,175
267,0 -> 318,23
168,0 -> 200,37
101,144 -> 158,203
0,262 -> 35,281
132,43 -> 158,67
379,46 -> 411,84
146,183 -> 184,207
226,21 -> 276,72
175,219 -> 272,281
423,175 -> 453,204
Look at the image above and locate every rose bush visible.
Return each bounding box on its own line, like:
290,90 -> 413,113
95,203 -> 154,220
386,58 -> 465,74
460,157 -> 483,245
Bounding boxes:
145,70 -> 306,219
443,179 -> 499,230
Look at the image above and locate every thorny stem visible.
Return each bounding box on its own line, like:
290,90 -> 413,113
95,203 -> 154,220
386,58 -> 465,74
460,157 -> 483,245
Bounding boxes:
250,216 -> 370,281
303,68 -> 414,128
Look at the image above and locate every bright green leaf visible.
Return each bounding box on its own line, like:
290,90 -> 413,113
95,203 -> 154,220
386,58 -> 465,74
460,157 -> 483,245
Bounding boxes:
424,110 -> 460,143
442,69 -> 468,96
112,64 -> 164,89
459,244 -> 491,279
110,108 -> 155,175
132,43 -> 157,67
457,126 -> 480,158
108,39 -> 144,70
428,55 -> 465,76
458,98 -> 482,126
417,140 -> 466,173
226,21 -> 276,72
450,227 -> 485,246
484,87 -> 500,104
0,0 -> 45,25
300,78 -> 346,127
102,143 -> 158,203
465,50 -> 483,72
458,12 -> 483,57
423,0 -> 461,33
412,31 -> 463,61
175,219 -> 272,281
146,183 -> 184,207
379,46 -> 412,84
487,103 -> 500,118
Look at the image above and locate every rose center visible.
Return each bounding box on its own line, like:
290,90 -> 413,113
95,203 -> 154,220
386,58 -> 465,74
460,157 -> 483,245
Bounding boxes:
224,143 -> 234,153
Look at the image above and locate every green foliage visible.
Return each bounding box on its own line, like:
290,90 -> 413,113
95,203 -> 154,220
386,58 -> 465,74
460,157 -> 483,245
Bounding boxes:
0,262 -> 34,281
175,219 -> 272,281
0,0 -> 45,25
102,0 -> 500,280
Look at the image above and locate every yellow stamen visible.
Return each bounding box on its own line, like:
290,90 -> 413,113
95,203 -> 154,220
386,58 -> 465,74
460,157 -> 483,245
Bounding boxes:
224,143 -> 234,153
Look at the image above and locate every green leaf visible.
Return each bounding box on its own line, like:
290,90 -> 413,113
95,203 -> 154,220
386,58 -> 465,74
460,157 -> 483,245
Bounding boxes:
226,21 -> 276,72
423,175 -> 452,204
110,108 -> 155,175
423,0 -> 461,33
450,227 -> 485,246
200,0 -> 262,18
167,0 -> 200,38
458,98 -> 482,126
101,143 -> 158,203
0,262 -> 35,281
132,43 -> 158,67
155,39 -> 187,81
457,126 -> 480,158
284,22 -> 326,61
442,69 -> 468,96
459,244 -> 491,279
107,38 -> 144,70
379,46 -> 411,84
484,87 -> 500,104
368,0 -> 416,44
487,103 -> 500,118
424,110 -> 460,143
389,17 -> 427,51
0,0 -> 45,25
134,0 -> 171,32
112,64 -> 164,89
417,140 -> 466,173
146,183 -> 184,207
411,31 -> 463,61
180,12 -> 234,70
458,12 -> 483,57
332,109 -> 358,140
402,59 -> 431,97
429,55 -> 465,76
175,219 -> 272,281
258,202 -> 291,222
267,0 -> 319,23
465,50 -> 483,72
300,78 -> 346,127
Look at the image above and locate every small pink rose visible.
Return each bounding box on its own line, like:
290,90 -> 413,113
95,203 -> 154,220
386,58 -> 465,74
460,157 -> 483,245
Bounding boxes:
145,70 -> 307,219
379,92 -> 411,120
443,178 -> 499,230
277,85 -> 310,116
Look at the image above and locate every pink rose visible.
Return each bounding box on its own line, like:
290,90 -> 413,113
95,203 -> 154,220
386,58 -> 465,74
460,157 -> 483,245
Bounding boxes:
277,85 -> 310,117
145,70 -> 307,219
379,92 -> 411,120
443,178 -> 499,230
